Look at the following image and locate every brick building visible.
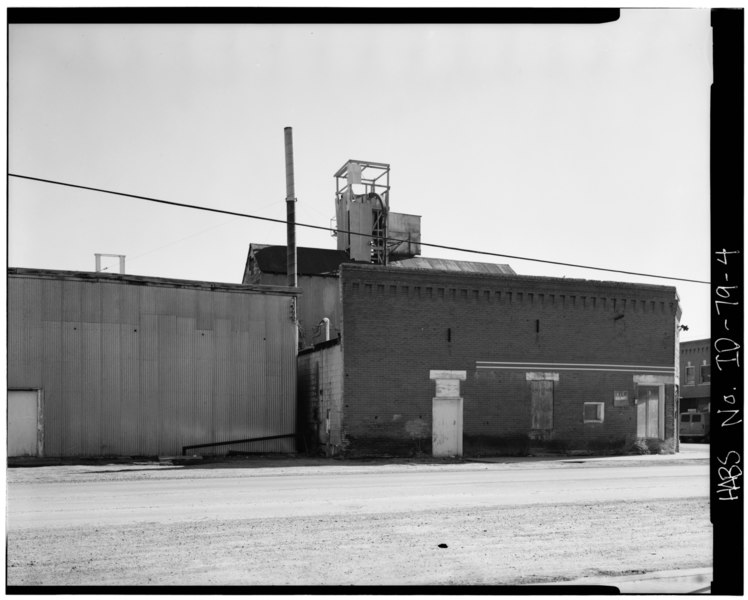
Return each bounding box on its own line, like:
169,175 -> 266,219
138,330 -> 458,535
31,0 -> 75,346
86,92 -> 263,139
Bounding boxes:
297,262 -> 681,456
679,338 -> 711,412
287,158 -> 682,457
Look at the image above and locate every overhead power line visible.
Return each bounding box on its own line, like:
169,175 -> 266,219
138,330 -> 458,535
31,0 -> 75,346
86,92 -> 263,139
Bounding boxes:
9,173 -> 710,285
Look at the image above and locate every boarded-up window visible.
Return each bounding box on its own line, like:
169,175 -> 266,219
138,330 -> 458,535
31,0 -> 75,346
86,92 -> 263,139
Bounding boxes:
530,380 -> 554,430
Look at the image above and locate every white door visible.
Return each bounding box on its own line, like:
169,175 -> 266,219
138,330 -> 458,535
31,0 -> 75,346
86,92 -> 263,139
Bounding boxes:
8,390 -> 40,457
432,397 -> 463,457
636,385 -> 661,438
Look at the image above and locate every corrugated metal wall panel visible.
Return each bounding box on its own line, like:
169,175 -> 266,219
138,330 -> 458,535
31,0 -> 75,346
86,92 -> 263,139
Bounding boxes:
26,323 -> 44,384
63,320 -> 81,455
41,320 -> 62,456
100,322 -> 122,455
79,281 -> 103,451
174,316 -> 195,452
80,280 -> 101,323
7,279 -> 25,386
119,282 -> 141,325
196,288 -> 213,331
81,322 -> 102,454
266,296 -> 295,454
140,285 -> 157,316
101,282 -> 122,324
120,325 -> 140,453
257,295 -> 278,454
250,312 -> 270,447
8,274 -> 297,457
140,313 -> 160,453
8,278 -> 45,385
212,318 -> 233,443
157,314 -> 177,455
60,319 -> 82,456
197,320 -> 215,443
266,302 -> 294,447
61,280 -> 82,323
41,278 -> 62,322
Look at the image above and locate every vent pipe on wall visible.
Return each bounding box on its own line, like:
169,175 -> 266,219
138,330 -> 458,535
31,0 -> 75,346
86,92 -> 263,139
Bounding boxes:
284,126 -> 298,288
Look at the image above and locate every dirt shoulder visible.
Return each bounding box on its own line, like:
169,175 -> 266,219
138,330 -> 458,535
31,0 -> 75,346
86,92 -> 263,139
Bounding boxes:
7,497 -> 711,587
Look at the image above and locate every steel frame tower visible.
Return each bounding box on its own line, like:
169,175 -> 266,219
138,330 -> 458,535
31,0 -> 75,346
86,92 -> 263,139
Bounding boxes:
334,160 -> 390,265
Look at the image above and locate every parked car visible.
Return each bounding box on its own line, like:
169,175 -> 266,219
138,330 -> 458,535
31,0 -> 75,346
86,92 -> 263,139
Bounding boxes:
679,409 -> 710,443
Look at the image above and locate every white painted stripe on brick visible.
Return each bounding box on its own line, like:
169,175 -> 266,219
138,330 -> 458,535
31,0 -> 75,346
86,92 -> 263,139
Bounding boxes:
476,361 -> 674,369
476,364 -> 674,374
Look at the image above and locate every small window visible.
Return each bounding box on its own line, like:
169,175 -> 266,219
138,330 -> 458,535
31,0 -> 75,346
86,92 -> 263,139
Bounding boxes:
680,414 -> 691,423
583,402 -> 604,423
685,365 -> 695,385
691,414 -> 702,423
700,364 -> 711,383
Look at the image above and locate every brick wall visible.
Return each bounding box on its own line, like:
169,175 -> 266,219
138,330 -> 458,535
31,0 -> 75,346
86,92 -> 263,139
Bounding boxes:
339,264 -> 680,456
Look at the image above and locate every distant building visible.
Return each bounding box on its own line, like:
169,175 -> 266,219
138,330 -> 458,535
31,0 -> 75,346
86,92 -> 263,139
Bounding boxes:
679,338 -> 711,412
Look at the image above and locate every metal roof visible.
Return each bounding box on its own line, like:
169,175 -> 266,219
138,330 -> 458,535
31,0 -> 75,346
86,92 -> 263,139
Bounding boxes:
8,267 -> 300,296
387,257 -> 516,275
252,245 -> 354,276
247,245 -> 516,277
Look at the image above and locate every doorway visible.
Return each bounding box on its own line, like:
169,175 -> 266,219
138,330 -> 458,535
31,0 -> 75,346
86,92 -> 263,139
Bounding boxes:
530,380 -> 554,440
432,397 -> 463,457
637,385 -> 663,438
8,390 -> 42,457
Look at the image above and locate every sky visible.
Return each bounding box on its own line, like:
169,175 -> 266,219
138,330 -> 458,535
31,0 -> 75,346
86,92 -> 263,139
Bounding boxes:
8,9 -> 712,341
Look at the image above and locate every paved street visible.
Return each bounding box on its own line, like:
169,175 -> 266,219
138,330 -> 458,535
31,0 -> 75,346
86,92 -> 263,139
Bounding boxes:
7,447 -> 711,589
9,461 -> 707,528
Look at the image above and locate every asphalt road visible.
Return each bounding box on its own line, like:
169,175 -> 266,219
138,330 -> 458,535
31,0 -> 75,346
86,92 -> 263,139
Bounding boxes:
7,447 -> 711,589
9,461 -> 708,529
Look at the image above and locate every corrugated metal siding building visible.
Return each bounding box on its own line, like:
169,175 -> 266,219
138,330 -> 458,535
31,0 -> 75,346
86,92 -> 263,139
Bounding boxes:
7,268 -> 299,457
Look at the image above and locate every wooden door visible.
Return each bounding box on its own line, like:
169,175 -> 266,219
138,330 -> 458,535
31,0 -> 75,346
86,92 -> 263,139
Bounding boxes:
531,380 -> 554,431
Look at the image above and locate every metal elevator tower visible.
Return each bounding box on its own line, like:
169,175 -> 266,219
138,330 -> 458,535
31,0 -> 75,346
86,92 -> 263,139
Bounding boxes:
334,160 -> 391,264
334,160 -> 421,265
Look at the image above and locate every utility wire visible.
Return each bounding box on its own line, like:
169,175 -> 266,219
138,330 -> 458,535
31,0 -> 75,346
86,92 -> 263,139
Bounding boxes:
9,173 -> 710,285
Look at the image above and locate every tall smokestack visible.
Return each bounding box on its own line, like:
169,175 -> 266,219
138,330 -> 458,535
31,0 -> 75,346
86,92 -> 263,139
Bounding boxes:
284,127 -> 297,288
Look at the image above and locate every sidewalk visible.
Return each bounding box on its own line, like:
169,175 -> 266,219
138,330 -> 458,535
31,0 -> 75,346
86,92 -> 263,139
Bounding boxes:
8,443 -> 709,469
